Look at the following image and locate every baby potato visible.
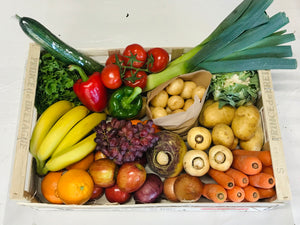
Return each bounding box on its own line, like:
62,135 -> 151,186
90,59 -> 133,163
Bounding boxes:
231,104 -> 260,141
180,81 -> 197,99
183,99 -> 195,111
151,107 -> 168,119
167,95 -> 185,111
192,85 -> 206,101
212,124 -> 235,148
199,100 -> 236,128
172,109 -> 185,114
166,78 -> 184,95
150,90 -> 169,108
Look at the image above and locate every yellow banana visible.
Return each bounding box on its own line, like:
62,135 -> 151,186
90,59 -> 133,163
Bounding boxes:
29,100 -> 74,158
51,112 -> 106,158
36,105 -> 89,163
41,132 -> 97,175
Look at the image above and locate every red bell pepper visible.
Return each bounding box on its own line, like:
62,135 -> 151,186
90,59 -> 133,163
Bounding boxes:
69,65 -> 108,112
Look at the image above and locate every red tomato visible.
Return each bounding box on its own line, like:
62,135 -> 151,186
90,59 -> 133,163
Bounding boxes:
147,48 -> 169,73
105,184 -> 131,204
123,69 -> 147,89
100,64 -> 123,89
123,44 -> 147,68
105,53 -> 125,66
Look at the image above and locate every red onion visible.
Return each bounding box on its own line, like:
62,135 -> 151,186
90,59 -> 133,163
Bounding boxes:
133,173 -> 163,203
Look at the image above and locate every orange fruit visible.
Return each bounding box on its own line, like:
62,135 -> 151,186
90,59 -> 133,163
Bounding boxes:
41,171 -> 63,204
66,152 -> 95,170
57,169 -> 94,205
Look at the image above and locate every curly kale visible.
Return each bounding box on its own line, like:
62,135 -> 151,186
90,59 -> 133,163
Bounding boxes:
35,52 -> 81,114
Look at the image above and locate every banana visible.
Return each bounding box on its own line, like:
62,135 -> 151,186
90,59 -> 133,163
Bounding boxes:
51,112 -> 106,158
41,132 -> 97,175
36,105 -> 89,163
29,100 -> 74,158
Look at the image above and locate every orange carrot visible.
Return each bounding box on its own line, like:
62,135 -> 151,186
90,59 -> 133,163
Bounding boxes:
232,149 -> 272,167
208,168 -> 235,190
243,186 -> 260,202
257,187 -> 276,199
227,186 -> 245,202
225,168 -> 249,188
248,172 -> 275,189
203,183 -> 227,203
232,154 -> 262,175
130,119 -> 143,125
262,166 -> 274,176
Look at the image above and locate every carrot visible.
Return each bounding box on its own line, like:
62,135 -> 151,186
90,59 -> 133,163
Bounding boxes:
208,168 -> 235,190
243,185 -> 260,202
232,149 -> 272,167
203,183 -> 227,203
225,168 -> 249,188
227,186 -> 245,202
231,154 -> 262,175
257,187 -> 276,199
248,172 -> 275,189
130,119 -> 143,125
262,166 -> 274,176
131,119 -> 161,133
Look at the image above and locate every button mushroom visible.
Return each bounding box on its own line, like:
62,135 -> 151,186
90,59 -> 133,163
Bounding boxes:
208,145 -> 233,171
183,150 -> 210,177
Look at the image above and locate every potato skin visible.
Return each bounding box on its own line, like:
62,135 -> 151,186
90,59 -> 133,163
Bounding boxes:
199,101 -> 235,128
212,124 -> 234,148
239,122 -> 264,151
231,104 -> 260,141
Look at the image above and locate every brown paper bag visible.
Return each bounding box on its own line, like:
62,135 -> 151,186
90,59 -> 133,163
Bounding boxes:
146,70 -> 212,137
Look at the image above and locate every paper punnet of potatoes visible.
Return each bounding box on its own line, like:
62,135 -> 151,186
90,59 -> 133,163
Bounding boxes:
146,70 -> 212,137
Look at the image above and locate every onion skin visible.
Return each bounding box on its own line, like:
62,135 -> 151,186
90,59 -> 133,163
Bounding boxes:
133,173 -> 163,203
163,177 -> 179,202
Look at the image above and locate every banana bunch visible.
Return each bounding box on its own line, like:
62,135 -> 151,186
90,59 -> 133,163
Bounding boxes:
29,100 -> 106,175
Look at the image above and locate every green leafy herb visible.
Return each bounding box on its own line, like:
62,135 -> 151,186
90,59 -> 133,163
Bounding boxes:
35,51 -> 81,114
208,71 -> 260,108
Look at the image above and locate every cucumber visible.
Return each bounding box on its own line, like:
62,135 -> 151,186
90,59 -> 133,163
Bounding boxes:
16,15 -> 104,74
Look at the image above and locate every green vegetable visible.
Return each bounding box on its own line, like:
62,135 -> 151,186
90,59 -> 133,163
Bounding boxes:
144,0 -> 297,92
16,15 -> 104,75
208,71 -> 260,108
107,86 -> 143,119
35,52 -> 81,115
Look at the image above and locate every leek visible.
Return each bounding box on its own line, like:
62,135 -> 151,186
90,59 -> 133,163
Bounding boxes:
144,0 -> 297,92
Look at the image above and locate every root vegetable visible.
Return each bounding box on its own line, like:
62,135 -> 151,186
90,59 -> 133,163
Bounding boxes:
231,104 -> 260,141
239,121 -> 264,151
180,81 -> 197,99
212,124 -> 235,148
227,186 -> 245,202
163,177 -> 179,202
232,149 -> 272,167
202,183 -> 227,203
183,99 -> 195,111
225,168 -> 249,188
183,150 -> 210,177
174,173 -> 203,202
248,172 -> 275,189
199,100 -> 235,128
192,85 -> 206,101
172,109 -> 185,114
150,90 -> 169,108
208,145 -> 233,171
167,95 -> 185,111
231,154 -> 262,175
166,78 -> 184,95
208,168 -> 235,190
243,185 -> 260,202
257,187 -> 276,199
151,107 -> 168,119
187,127 -> 212,151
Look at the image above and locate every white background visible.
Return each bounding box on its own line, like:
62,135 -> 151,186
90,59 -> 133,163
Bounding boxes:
1,0 -> 299,224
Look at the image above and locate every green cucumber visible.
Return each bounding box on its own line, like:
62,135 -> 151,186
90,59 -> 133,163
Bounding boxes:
16,15 -> 104,74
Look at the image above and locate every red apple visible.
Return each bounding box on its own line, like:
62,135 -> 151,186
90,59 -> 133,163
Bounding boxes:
89,158 -> 118,188
90,185 -> 104,200
117,162 -> 147,193
105,184 -> 131,204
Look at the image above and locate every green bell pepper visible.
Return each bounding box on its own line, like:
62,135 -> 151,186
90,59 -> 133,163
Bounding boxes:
108,86 -> 143,119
